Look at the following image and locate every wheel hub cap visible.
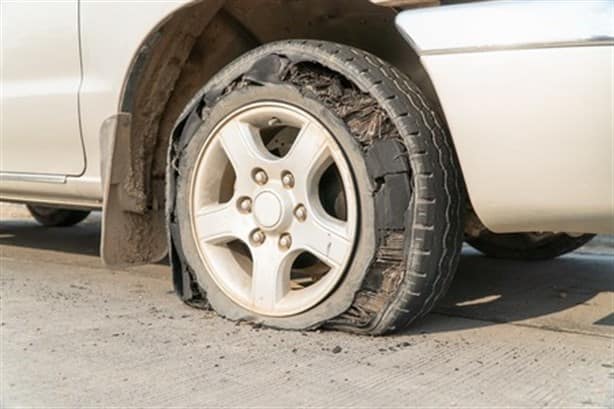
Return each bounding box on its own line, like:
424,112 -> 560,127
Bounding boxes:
253,190 -> 283,230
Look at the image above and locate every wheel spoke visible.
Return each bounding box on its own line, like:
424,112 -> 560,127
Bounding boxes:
293,210 -> 352,268
283,121 -> 332,181
218,120 -> 275,192
195,202 -> 249,244
251,242 -> 293,311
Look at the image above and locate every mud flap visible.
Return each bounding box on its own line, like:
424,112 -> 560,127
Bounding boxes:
100,114 -> 167,267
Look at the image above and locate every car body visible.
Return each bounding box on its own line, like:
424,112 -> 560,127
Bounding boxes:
1,0 -> 612,333
396,1 -> 614,234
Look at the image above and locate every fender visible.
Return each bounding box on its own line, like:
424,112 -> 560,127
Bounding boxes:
95,0 -> 429,266
396,1 -> 614,234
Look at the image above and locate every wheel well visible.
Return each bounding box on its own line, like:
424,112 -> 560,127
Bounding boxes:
114,0 -> 442,261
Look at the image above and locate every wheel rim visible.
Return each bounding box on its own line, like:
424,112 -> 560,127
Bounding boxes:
190,102 -> 358,317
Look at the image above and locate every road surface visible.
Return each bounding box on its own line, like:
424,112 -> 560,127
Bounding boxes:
1,205 -> 613,407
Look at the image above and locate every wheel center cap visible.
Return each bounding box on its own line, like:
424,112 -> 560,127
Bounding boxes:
253,190 -> 283,229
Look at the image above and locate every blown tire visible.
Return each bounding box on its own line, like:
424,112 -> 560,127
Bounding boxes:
168,40 -> 465,334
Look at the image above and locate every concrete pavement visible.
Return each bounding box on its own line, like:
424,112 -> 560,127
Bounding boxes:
1,205 -> 613,408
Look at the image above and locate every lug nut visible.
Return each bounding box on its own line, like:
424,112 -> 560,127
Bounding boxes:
238,197 -> 252,213
294,205 -> 307,222
253,169 -> 268,185
281,171 -> 295,189
251,229 -> 266,246
279,233 -> 292,250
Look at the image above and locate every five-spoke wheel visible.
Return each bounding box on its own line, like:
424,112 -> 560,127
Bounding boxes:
170,40 -> 464,334
190,103 -> 357,316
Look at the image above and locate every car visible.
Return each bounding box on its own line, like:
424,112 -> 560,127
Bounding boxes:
1,0 -> 612,334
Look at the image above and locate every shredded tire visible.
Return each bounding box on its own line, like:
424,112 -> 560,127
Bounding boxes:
167,40 -> 465,335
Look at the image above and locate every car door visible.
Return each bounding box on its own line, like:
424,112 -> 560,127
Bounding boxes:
1,1 -> 85,176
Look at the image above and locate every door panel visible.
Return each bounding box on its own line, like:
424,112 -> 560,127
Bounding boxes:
1,1 -> 85,176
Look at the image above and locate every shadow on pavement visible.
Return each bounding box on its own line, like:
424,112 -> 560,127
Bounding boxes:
0,216 -> 101,257
445,251 -> 613,314
412,249 -> 614,336
2,215 -> 612,335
